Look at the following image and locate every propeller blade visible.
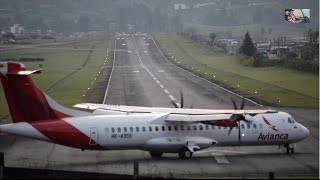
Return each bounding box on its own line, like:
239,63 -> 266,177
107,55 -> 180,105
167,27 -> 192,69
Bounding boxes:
170,100 -> 179,108
243,118 -> 253,123
238,123 -> 241,144
228,127 -> 233,135
180,90 -> 184,108
231,98 -> 237,110
240,97 -> 245,110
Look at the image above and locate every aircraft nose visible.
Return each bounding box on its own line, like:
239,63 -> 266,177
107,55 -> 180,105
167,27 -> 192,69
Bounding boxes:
300,124 -> 310,139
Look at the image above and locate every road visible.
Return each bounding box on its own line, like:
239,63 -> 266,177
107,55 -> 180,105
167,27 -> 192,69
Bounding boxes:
0,33 -> 318,178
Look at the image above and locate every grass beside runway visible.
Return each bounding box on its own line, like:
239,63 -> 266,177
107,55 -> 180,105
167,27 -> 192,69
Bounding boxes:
0,38 -> 111,120
153,33 -> 319,108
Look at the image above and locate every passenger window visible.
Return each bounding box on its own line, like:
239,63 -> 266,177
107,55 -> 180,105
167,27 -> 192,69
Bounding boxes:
259,124 -> 263,129
187,125 -> 191,130
218,126 -> 221,129
180,126 -> 184,131
168,126 -> 172,131
155,126 -> 159,131
288,118 -> 292,123
124,127 -> 127,132
162,126 -> 165,131
174,126 -> 178,131
241,124 -> 245,129
205,125 -> 209,130
130,127 -> 133,132
105,128 -> 109,133
142,127 -> 146,132
199,125 -> 203,130
111,128 -> 115,133
193,125 -> 197,130
149,126 -> 152,132
212,125 -> 215,129
253,124 -> 257,129
117,127 -> 121,133
136,127 -> 139,132
224,127 -> 227,129
247,124 -> 250,129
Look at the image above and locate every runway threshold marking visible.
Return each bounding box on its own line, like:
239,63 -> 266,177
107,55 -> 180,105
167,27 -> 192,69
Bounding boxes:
212,153 -> 229,164
164,89 -> 170,94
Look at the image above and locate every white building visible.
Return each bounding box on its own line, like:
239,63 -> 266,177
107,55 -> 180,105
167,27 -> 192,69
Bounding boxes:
10,24 -> 24,36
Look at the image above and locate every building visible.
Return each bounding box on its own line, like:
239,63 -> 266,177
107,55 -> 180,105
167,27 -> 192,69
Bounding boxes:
10,24 -> 24,36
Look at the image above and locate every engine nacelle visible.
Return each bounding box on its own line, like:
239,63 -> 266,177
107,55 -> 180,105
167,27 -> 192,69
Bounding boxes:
143,136 -> 217,153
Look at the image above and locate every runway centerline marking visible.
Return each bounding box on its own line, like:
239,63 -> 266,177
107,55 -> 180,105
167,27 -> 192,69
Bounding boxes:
131,34 -> 178,107
133,71 -> 139,73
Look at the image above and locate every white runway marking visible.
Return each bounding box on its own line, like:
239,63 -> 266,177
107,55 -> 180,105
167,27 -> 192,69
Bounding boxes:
156,80 -> 160,84
158,70 -> 164,72
121,37 -> 125,39
212,153 -> 229,164
122,44 -> 126,46
159,84 -> 164,88
146,43 -> 150,46
169,95 -> 176,101
164,89 -> 170,94
133,71 -> 139,73
143,50 -> 147,53
128,51 -> 132,53
116,38 -> 120,40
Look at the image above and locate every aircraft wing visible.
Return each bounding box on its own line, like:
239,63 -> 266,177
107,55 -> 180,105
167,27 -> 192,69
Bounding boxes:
165,114 -> 232,122
73,103 -> 277,116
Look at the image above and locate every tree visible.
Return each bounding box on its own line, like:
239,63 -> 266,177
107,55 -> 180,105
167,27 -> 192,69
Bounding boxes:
239,31 -> 256,57
2,32 -> 15,40
209,32 -> 216,47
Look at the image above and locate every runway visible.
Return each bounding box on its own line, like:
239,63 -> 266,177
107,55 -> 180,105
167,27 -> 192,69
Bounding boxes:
0,33 -> 318,178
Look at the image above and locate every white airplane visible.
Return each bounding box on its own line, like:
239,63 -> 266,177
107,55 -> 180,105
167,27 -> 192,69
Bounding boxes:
0,62 -> 309,159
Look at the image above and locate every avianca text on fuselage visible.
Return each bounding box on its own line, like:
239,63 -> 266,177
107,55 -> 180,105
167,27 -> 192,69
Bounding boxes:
257,132 -> 289,141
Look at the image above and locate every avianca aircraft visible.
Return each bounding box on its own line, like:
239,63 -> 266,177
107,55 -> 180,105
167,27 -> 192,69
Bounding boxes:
0,62 -> 309,159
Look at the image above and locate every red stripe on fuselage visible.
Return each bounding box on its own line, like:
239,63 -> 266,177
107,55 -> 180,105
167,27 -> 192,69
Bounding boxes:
53,109 -> 72,119
30,119 -> 103,150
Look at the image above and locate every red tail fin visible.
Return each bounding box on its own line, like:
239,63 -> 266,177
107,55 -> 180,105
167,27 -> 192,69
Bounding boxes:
0,62 -> 89,123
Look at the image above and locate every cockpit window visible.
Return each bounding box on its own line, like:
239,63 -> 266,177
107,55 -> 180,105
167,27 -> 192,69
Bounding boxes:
288,117 -> 294,123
